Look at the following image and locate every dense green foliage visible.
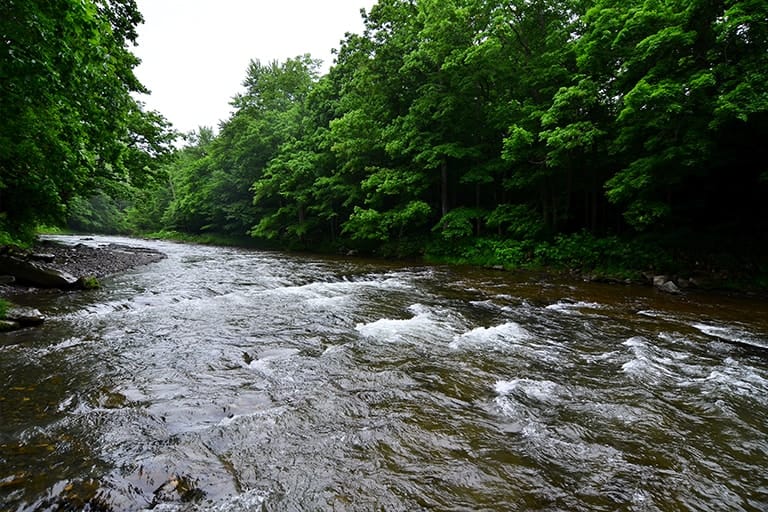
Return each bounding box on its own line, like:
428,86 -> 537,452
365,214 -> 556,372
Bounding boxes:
6,0 -> 764,279
136,0 -> 765,276
0,0 -> 174,242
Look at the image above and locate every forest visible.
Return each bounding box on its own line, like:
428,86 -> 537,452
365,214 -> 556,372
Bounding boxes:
3,0 -> 767,283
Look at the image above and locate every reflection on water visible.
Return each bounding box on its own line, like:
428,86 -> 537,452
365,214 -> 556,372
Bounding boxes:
1,235 -> 767,511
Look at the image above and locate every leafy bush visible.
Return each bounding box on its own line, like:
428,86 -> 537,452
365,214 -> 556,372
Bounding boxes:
486,204 -> 544,240
532,231 -> 675,273
432,208 -> 485,241
67,192 -> 130,234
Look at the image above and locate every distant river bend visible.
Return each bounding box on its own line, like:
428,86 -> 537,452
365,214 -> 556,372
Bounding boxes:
1,235 -> 767,511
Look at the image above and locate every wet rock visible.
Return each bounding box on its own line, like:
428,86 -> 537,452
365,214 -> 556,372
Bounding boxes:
76,275 -> 101,290
658,280 -> 681,295
6,306 -> 45,326
30,253 -> 56,263
652,275 -> 668,287
152,475 -> 206,507
0,319 -> 20,332
0,255 -> 79,288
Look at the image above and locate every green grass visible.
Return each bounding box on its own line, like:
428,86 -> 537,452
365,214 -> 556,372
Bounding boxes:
35,225 -> 70,235
79,276 -> 101,289
0,299 -> 10,320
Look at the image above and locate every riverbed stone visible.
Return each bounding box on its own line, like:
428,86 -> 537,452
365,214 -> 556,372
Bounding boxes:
659,280 -> 681,295
0,255 -> 79,288
30,253 -> 56,263
6,306 -> 45,326
0,319 -> 21,332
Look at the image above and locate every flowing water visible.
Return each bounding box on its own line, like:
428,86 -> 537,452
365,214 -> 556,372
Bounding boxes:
1,235 -> 767,511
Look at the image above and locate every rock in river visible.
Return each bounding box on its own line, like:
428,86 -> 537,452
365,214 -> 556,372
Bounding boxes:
6,306 -> 45,326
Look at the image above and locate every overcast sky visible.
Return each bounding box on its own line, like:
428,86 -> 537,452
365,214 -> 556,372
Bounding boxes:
133,0 -> 375,135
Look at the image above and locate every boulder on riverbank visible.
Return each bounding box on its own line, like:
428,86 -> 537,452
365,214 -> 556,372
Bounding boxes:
0,306 -> 46,332
0,255 -> 80,288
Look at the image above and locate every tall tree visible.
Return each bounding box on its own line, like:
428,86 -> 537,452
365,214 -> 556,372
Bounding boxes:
576,0 -> 768,230
0,0 -> 172,238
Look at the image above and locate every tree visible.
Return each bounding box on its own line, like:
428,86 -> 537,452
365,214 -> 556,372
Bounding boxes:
576,0 -> 768,231
0,0 -> 173,239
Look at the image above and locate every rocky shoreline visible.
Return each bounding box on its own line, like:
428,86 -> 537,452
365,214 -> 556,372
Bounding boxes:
0,238 -> 166,331
29,239 -> 167,280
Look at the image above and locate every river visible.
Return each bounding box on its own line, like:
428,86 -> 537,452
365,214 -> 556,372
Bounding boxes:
1,235 -> 767,511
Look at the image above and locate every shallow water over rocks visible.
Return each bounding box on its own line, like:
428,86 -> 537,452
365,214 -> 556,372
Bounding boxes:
1,235 -> 767,511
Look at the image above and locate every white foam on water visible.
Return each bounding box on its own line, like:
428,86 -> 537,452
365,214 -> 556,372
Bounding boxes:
700,358 -> 768,402
273,276 -> 410,301
495,378 -> 569,404
32,337 -> 86,356
216,402 -> 289,428
56,394 -> 76,412
621,336 -> 715,388
355,304 -> 460,344
545,301 -> 603,315
207,489 -> 271,512
692,323 -> 768,349
449,322 -> 530,350
621,337 -> 678,383
492,379 -> 630,475
637,309 -> 667,318
246,348 -> 301,374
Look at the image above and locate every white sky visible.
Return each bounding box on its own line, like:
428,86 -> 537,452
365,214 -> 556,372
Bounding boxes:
133,0 -> 375,135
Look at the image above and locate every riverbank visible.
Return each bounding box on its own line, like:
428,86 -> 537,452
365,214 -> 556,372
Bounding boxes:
0,238 -> 166,295
35,238 -> 167,279
0,238 -> 166,331
142,230 -> 768,298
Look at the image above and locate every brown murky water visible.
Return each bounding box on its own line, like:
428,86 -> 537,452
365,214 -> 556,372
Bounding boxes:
1,235 -> 767,511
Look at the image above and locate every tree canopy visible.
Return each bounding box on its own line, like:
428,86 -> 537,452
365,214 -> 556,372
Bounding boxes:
6,0 -> 766,276
0,0 -> 174,240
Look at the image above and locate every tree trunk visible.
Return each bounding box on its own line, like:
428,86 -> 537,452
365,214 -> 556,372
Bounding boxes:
475,183 -> 481,236
441,160 -> 449,217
